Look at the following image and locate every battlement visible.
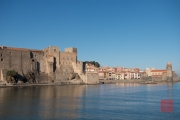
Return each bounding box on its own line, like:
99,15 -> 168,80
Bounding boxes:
44,46 -> 60,54
77,61 -> 82,64
65,48 -> 77,53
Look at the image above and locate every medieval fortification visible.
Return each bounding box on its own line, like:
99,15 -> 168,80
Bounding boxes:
0,46 -> 99,84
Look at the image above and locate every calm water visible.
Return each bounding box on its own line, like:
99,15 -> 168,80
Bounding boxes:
0,82 -> 180,120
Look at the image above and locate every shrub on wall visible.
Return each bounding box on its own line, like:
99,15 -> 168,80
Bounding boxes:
6,70 -> 18,77
6,70 -> 18,83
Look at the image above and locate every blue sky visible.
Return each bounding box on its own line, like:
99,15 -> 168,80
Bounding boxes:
0,0 -> 180,76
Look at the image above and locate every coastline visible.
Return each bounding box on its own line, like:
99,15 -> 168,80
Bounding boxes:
1,79 -> 180,87
99,79 -> 180,84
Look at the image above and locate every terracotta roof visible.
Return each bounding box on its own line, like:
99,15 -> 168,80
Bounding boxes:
151,70 -> 166,72
7,46 -> 43,52
7,47 -> 30,52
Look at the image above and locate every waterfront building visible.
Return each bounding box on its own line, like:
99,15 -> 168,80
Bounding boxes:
115,73 -> 121,80
151,70 -> 166,77
98,63 -> 179,81
111,72 -> 116,80
85,63 -> 98,72
145,68 -> 156,76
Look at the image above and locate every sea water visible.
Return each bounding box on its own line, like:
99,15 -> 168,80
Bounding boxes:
0,82 -> 180,120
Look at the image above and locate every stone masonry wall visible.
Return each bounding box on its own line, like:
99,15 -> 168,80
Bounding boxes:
85,72 -> 99,84
55,65 -> 74,81
44,46 -> 60,68
60,52 -> 77,65
32,51 -> 45,73
0,48 -> 32,76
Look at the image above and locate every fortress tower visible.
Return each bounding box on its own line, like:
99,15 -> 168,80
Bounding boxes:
166,62 -> 172,81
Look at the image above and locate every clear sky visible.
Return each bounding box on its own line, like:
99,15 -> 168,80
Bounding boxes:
0,0 -> 180,76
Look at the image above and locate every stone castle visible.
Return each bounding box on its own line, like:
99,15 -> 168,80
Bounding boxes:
0,46 -> 99,84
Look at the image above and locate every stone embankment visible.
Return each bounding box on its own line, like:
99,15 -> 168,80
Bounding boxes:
1,78 -> 180,87
99,79 -> 180,84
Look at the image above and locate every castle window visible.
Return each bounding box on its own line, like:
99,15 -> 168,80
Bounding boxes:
0,53 -> 2,57
35,55 -> 37,57
1,58 -> 3,61
54,49 -> 56,52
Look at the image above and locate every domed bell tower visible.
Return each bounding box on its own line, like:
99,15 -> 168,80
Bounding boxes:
166,62 -> 173,81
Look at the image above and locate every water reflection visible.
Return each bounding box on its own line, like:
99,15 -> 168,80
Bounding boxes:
0,85 -> 86,119
0,83 -> 180,120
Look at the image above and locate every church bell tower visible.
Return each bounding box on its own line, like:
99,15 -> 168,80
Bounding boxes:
166,62 -> 172,81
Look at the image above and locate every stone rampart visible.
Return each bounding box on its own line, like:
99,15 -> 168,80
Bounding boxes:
0,69 -> 8,81
0,45 -> 99,84
55,65 -> 74,81
84,71 -> 99,84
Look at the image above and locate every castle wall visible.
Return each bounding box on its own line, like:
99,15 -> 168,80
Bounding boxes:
85,72 -> 99,84
55,65 -> 74,81
38,73 -> 49,83
65,48 -> 77,53
1,69 -> 8,81
60,52 -> 77,65
32,51 -> 45,73
44,46 -> 60,68
0,69 -> 1,81
0,48 -> 32,75
72,61 -> 84,75
0,45 -> 99,84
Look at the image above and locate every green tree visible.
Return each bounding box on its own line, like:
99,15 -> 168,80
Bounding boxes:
84,61 -> 100,67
